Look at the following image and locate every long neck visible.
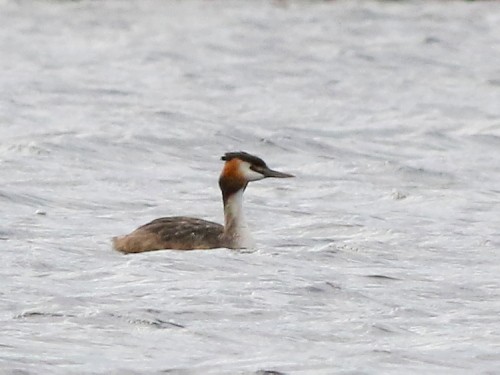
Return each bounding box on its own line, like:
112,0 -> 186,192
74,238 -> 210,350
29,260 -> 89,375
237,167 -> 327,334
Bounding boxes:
222,188 -> 253,248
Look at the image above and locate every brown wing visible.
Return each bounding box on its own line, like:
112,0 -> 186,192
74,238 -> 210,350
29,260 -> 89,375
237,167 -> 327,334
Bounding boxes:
113,216 -> 224,253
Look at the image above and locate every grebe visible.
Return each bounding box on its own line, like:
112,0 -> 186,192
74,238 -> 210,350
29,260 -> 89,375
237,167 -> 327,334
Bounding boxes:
113,152 -> 294,253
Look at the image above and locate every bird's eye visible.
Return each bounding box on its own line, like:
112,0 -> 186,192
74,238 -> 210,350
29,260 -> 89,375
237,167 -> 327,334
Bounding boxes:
250,165 -> 263,174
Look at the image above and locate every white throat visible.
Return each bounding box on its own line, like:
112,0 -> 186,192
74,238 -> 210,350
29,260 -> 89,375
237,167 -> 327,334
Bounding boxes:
223,189 -> 254,248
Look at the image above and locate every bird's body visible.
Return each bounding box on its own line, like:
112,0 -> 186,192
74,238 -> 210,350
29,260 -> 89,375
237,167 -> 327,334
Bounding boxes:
113,217 -> 224,252
113,152 -> 293,253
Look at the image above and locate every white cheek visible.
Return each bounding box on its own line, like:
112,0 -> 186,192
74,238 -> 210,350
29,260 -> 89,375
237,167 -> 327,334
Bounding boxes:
239,162 -> 265,181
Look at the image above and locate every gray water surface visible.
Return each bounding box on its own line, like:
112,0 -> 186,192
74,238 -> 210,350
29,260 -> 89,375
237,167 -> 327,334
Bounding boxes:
1,1 -> 500,374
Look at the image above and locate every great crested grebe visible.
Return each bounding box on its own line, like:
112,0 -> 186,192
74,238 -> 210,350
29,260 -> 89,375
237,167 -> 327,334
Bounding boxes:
113,152 -> 294,253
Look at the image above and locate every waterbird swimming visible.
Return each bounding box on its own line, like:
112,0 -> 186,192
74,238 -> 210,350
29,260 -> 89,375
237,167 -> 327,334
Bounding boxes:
113,152 -> 294,253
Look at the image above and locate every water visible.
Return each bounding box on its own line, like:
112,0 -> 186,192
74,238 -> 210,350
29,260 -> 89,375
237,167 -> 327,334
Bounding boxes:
1,0 -> 500,373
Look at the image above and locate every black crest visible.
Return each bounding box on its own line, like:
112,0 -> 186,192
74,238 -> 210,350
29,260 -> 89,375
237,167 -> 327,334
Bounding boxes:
221,152 -> 267,167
